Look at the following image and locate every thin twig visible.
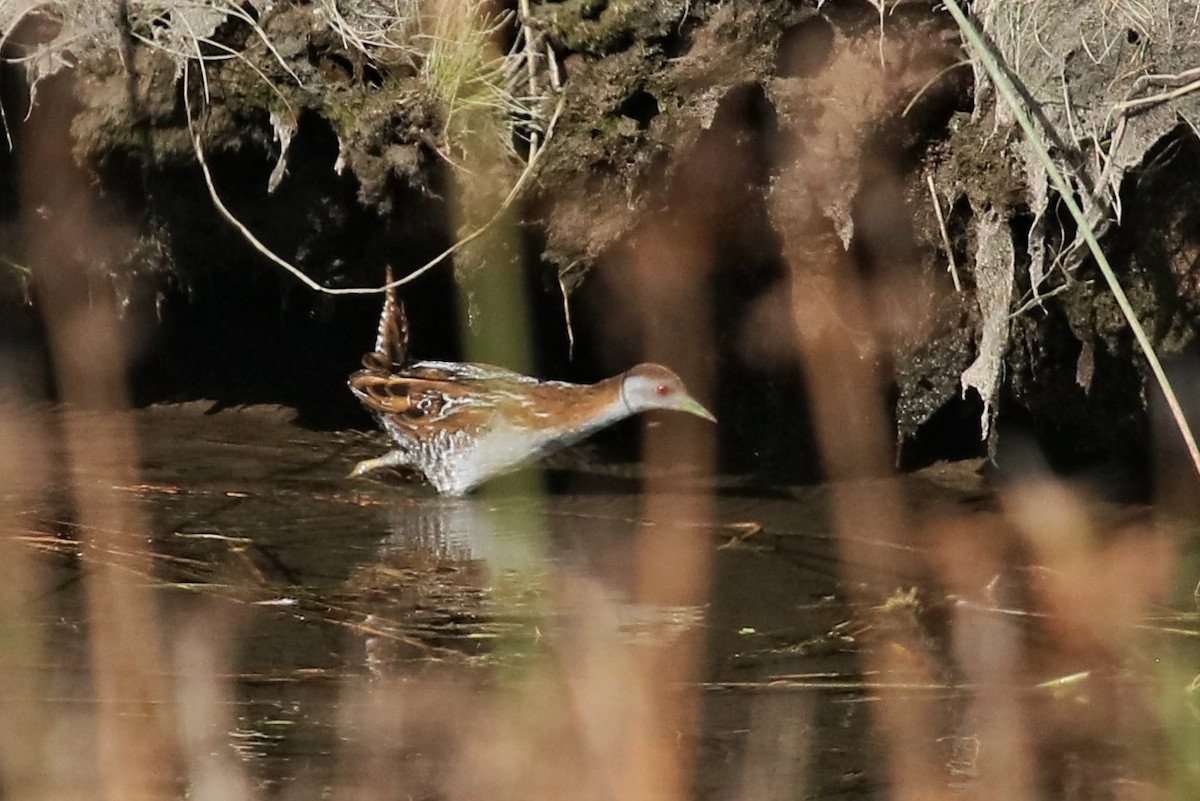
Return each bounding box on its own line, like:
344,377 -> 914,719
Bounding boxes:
1134,65 -> 1200,90
186,69 -> 566,295
943,0 -> 1200,479
1089,114 -> 1125,223
517,0 -> 541,158
177,12 -> 212,104
901,58 -> 971,118
546,41 -> 562,92
558,270 -> 575,360
925,172 -> 960,292
1009,282 -> 1068,318
1114,77 -> 1200,113
218,0 -> 302,86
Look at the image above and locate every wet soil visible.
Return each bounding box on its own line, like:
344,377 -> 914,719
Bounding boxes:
7,1 -> 1200,477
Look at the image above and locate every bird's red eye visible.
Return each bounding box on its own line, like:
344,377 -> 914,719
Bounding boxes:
656,384 -> 670,397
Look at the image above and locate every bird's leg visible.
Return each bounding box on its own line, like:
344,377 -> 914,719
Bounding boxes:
348,449 -> 412,478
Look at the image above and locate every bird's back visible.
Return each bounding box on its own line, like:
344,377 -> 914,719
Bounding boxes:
350,360 -> 605,437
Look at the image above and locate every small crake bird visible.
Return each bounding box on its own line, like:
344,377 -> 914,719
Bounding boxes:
347,268 -> 716,495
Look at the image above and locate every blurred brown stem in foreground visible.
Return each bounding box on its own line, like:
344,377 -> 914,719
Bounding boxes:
768,37 -> 950,793
17,74 -> 179,798
629,225 -> 716,801
786,255 -> 950,801
0,407 -> 53,798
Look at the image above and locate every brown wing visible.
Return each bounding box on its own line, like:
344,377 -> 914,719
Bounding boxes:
350,373 -> 448,418
349,359 -> 612,434
348,369 -> 505,434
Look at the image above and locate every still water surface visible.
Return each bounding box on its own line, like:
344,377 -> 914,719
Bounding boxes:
9,403 -> 1199,799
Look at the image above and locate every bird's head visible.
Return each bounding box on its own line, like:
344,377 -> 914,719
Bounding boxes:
619,363 -> 716,422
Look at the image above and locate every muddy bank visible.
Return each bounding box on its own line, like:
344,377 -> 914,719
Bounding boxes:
3,0 -> 1200,480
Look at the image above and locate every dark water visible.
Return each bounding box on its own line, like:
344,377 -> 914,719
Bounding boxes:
8,403 -> 1200,799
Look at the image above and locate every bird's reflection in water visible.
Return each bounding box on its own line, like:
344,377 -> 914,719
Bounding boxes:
349,491 -> 707,676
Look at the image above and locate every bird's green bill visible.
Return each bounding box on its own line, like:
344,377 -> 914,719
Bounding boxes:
681,396 -> 717,423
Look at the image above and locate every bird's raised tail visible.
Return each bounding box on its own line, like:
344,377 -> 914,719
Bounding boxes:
364,265 -> 409,369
